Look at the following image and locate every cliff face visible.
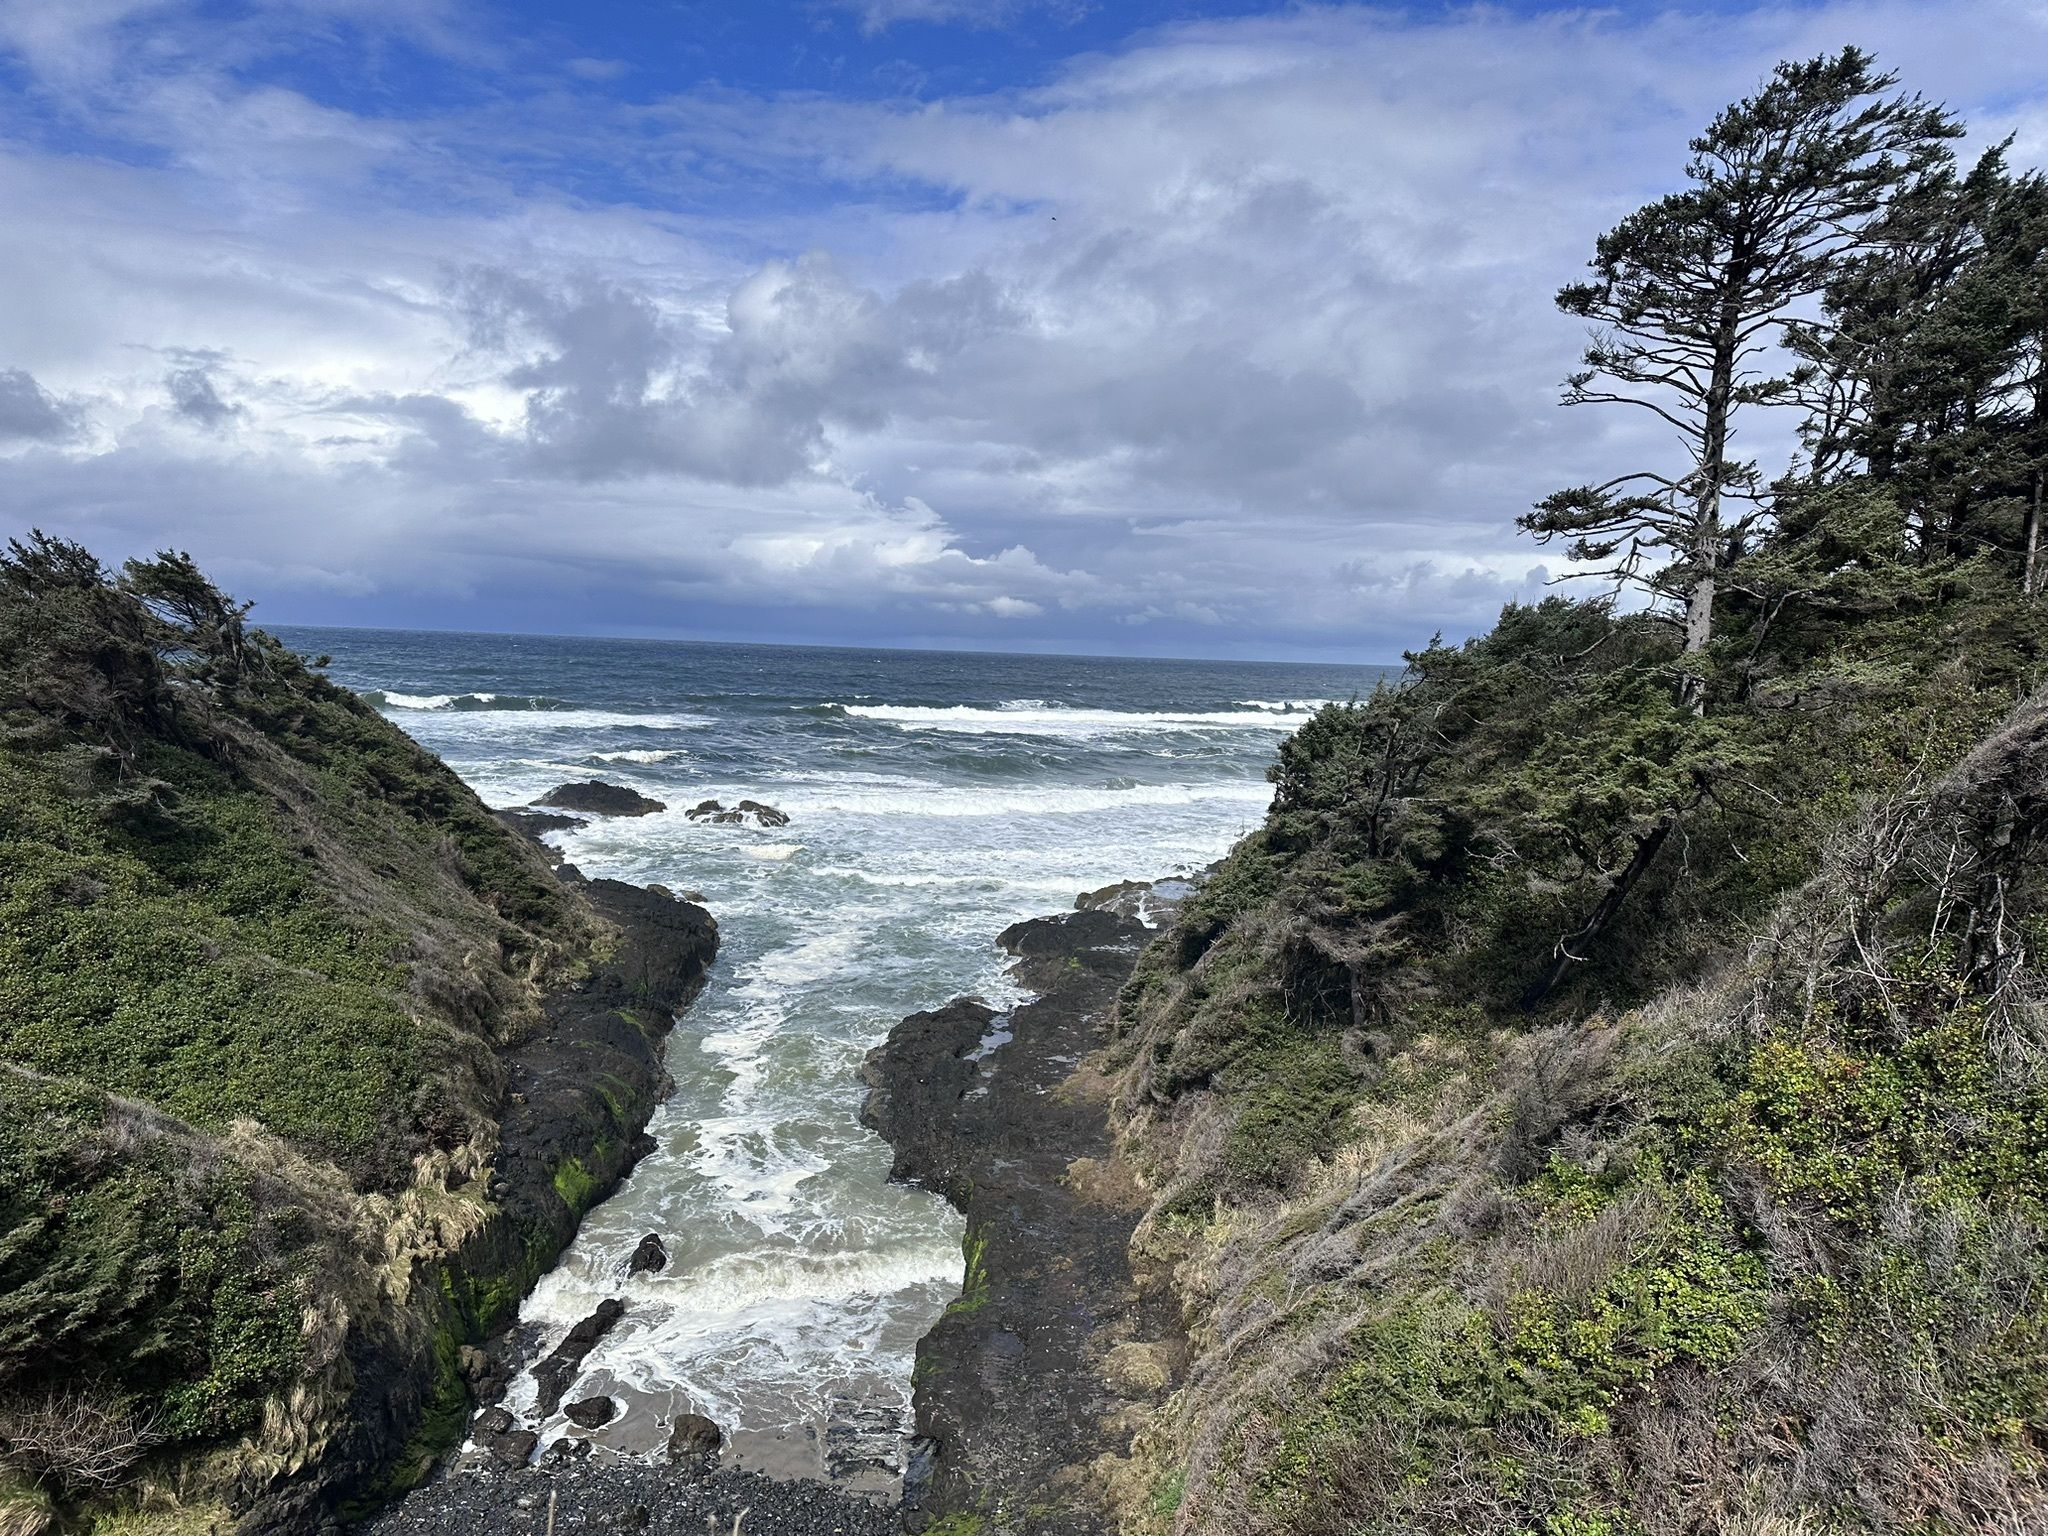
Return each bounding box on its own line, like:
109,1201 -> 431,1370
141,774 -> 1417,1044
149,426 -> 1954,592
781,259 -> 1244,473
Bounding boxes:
0,540 -> 713,1533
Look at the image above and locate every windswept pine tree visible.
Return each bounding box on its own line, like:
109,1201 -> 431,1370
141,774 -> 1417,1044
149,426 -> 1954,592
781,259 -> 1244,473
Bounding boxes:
1521,48 -> 1960,713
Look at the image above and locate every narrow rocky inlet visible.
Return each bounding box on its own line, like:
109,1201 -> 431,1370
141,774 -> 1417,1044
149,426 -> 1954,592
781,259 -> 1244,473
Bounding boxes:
365,883 -> 1182,1536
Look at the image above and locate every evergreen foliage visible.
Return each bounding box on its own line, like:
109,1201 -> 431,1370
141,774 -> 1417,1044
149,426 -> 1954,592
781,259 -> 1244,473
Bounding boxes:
1113,48 -> 2048,1536
0,539 -> 593,1516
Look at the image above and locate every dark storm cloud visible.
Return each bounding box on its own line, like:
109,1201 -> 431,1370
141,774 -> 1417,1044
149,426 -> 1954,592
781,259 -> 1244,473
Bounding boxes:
164,360 -> 244,429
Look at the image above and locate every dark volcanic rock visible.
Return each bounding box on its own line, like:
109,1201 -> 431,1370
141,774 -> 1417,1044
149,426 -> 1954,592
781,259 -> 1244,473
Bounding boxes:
563,1395 -> 617,1429
473,1406 -> 514,1438
862,906 -> 1180,1536
532,1299 -> 626,1416
686,797 -> 791,828
536,780 -> 667,817
496,807 -> 584,836
666,1412 -> 724,1470
996,907 -> 1138,976
628,1233 -> 668,1275
344,870 -> 715,1532
490,1429 -> 539,1468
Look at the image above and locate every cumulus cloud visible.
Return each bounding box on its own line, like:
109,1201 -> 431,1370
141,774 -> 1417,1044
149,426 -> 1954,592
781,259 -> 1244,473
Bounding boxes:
0,0 -> 2043,655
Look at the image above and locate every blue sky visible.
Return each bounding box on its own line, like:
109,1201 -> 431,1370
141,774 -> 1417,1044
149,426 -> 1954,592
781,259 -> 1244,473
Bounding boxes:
1,0 -> 2043,660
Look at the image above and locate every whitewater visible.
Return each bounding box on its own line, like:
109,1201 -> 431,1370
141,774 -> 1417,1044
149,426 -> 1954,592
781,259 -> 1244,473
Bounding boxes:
288,629 -> 1390,1490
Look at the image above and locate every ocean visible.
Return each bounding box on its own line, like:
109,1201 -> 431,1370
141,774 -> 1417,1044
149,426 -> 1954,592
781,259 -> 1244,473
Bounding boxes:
280,628 -> 1392,1487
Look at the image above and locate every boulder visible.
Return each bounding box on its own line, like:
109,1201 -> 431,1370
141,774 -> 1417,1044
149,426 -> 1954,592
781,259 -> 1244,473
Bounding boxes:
736,799 -> 792,828
563,1395 -> 616,1429
666,1412 -> 723,1468
628,1233 -> 668,1275
535,781 -> 666,817
473,1406 -> 514,1438
490,1429 -> 539,1468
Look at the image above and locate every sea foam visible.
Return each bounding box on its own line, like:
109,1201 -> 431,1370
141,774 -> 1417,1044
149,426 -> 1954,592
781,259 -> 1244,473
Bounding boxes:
839,701 -> 1315,737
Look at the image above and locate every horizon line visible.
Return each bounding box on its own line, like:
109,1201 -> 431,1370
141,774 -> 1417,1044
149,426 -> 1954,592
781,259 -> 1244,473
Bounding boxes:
266,618 -> 1408,671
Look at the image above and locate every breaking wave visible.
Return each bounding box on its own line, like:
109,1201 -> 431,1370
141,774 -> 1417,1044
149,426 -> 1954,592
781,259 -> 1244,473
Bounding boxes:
838,701 -> 1316,737
363,690 -> 574,711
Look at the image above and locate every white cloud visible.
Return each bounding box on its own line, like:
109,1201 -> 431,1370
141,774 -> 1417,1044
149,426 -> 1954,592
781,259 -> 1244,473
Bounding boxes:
822,0 -> 1089,37
0,0 -> 2044,654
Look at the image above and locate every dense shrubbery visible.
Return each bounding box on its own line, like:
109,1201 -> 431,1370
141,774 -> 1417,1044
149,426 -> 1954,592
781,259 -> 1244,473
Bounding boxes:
0,539 -> 593,1518
1113,47 -> 2048,1536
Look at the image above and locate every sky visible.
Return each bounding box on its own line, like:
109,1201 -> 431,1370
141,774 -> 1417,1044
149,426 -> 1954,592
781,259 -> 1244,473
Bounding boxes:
0,0 -> 2044,661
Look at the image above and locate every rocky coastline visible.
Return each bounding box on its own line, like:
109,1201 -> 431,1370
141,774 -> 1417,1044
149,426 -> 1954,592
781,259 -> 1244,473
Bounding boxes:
366,877 -> 1190,1536
327,857 -> 718,1529
860,892 -> 1189,1536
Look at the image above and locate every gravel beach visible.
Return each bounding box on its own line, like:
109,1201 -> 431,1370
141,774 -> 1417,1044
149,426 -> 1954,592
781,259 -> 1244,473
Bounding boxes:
359,1463 -> 899,1536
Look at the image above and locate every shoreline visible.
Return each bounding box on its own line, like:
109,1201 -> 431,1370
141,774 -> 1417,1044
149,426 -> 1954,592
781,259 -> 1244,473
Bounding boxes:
860,887 -> 1189,1536
367,876 -> 1186,1536
342,857 -> 718,1528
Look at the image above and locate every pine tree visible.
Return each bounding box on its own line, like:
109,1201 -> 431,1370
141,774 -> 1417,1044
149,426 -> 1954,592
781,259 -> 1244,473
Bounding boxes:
1522,48 -> 1959,712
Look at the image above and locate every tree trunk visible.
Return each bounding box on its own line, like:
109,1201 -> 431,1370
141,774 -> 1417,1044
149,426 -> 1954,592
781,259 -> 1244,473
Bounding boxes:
1523,817 -> 1675,1008
1680,296 -> 1741,716
2025,467 -> 2041,601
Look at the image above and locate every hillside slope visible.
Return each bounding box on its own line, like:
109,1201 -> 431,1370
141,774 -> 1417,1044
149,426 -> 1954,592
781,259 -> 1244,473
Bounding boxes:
1080,49 -> 2048,1536
0,538 -> 714,1533
1106,675 -> 2048,1535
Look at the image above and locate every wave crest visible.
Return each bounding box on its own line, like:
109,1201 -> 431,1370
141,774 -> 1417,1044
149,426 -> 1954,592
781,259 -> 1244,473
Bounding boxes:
365,689 -> 574,712
839,701 -> 1315,737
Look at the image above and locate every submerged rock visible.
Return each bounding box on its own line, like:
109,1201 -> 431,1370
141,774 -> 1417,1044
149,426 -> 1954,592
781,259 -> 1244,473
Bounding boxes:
628,1232 -> 668,1275
684,798 -> 791,828
535,780 -> 666,817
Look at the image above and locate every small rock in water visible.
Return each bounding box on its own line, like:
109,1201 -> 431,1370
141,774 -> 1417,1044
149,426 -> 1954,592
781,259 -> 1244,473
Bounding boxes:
628,1232 -> 668,1275
564,1395 -> 617,1429
685,797 -> 790,828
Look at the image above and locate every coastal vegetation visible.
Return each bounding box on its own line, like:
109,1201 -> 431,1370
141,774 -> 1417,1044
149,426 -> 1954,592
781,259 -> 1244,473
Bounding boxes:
1108,48 -> 2048,1535
0,541 -> 708,1530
